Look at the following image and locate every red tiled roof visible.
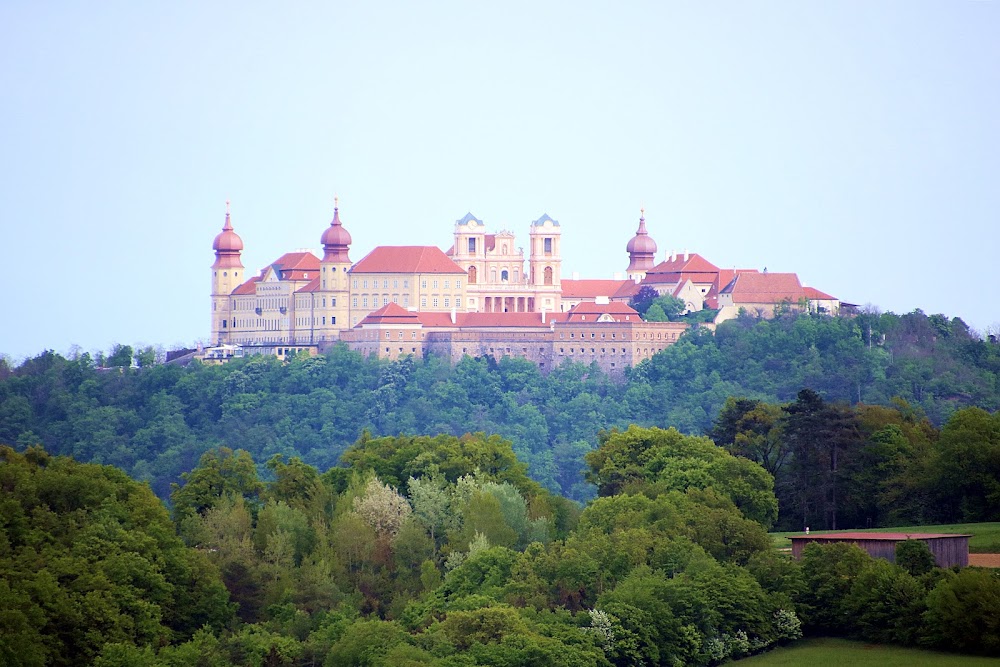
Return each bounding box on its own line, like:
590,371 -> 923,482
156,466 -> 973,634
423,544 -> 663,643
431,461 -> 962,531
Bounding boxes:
804,286 -> 837,300
564,301 -> 640,323
614,281 -> 641,299
721,272 -> 806,304
272,252 -> 320,272
647,253 -> 720,276
232,276 -> 262,295
352,246 -> 466,274
414,311 -> 568,328
296,278 -> 321,293
561,279 -> 635,299
704,284 -> 720,309
789,532 -> 971,541
359,303 -> 422,325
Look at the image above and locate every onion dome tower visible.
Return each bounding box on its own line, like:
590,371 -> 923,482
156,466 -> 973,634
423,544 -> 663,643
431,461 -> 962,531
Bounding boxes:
212,201 -> 244,269
321,197 -> 352,263
318,197 -> 352,334
626,208 -> 657,281
211,201 -> 244,344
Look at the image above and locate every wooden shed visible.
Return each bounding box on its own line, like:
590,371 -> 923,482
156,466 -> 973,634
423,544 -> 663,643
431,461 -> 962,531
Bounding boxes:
789,532 -> 971,568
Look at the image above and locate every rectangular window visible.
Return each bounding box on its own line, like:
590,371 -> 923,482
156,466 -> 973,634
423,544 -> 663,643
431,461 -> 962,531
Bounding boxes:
433,298 -> 439,307
444,280 -> 450,288
332,298 -> 336,306
363,280 -> 368,288
383,280 -> 389,288
404,280 -> 409,288
393,280 -> 398,288
421,297 -> 427,307
331,316 -> 336,324
544,237 -> 552,253
433,280 -> 438,288
444,297 -> 450,307
322,316 -> 326,325
385,332 -> 390,339
468,238 -> 476,253
353,297 -> 358,307
363,297 -> 368,307
456,279 -> 462,288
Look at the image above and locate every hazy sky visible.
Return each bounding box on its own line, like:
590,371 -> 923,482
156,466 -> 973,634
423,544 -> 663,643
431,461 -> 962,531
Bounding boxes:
2,2 -> 998,361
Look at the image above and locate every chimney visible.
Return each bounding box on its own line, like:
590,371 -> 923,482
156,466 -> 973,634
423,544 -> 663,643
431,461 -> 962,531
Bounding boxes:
684,249 -> 689,261
541,308 -> 546,324
670,250 -> 676,262
450,307 -> 456,324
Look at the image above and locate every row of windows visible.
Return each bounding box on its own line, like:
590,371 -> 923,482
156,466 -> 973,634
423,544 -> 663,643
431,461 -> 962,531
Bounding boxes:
420,279 -> 462,289
352,295 -> 412,309
294,316 -> 337,326
559,347 -> 660,356
353,278 -> 415,289
559,330 -> 680,341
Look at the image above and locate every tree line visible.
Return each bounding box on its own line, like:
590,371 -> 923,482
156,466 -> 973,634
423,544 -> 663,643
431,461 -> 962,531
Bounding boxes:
3,425 -> 998,666
1,308 -> 998,517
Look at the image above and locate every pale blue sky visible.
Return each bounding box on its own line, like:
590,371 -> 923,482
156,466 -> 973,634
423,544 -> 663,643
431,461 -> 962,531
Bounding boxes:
2,2 -> 998,361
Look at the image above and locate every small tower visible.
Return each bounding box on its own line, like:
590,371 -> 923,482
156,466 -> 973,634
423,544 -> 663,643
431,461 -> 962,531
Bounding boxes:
318,197 -> 352,336
211,201 -> 244,344
528,213 -> 562,313
452,212 -> 486,286
626,208 -> 657,281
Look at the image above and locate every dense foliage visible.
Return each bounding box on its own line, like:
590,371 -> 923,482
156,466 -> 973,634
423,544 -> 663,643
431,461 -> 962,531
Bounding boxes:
1,308 -> 999,662
2,309 -> 998,510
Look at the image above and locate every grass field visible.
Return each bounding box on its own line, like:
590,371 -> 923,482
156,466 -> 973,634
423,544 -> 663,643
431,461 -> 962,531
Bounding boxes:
734,638 -> 1000,666
770,522 -> 1000,553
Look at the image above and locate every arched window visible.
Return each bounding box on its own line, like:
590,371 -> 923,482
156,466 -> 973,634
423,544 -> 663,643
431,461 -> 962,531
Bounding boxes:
468,266 -> 477,284
491,269 -> 497,283
502,243 -> 508,255
544,266 -> 553,285
501,269 -> 509,282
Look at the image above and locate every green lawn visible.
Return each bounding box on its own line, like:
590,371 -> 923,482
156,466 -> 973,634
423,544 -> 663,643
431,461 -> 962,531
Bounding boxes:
733,638 -> 1000,666
770,522 -> 1000,553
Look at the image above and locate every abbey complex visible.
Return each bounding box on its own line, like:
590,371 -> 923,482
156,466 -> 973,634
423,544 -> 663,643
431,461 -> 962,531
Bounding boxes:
209,202 -> 841,373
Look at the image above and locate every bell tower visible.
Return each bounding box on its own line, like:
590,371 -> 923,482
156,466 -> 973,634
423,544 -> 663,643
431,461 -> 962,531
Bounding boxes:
528,213 -> 562,313
318,197 -> 352,338
210,201 -> 244,344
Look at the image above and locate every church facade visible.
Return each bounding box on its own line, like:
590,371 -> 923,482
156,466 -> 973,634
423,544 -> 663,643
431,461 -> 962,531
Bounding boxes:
209,202 -> 839,370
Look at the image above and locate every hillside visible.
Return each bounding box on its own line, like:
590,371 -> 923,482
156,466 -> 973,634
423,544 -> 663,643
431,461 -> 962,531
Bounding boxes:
0,309 -> 997,510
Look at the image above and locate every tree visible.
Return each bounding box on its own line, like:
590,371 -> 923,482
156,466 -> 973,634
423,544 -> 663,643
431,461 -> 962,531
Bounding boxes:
895,540 -> 935,577
585,425 -> 778,528
929,407 -> 1000,522
105,344 -> 134,368
628,285 -> 660,317
780,389 -> 863,531
171,447 -> 264,524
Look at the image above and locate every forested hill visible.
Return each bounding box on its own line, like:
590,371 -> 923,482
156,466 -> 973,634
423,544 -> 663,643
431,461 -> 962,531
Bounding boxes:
1,309 -> 998,504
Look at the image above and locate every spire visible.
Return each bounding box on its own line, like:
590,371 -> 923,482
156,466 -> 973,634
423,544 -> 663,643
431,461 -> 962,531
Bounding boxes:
321,196 -> 352,262
212,200 -> 244,268
626,207 -> 657,274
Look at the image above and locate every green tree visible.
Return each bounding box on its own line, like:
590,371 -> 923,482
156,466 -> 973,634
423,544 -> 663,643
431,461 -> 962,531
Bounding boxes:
171,447 -> 264,524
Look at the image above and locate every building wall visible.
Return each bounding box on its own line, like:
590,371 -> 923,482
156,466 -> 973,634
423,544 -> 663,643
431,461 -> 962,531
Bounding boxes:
342,319 -> 689,375
348,271 -> 467,326
790,535 -> 970,568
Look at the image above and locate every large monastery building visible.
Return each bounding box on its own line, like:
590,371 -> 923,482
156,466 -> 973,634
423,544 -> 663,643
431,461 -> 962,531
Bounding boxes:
209,203 -> 840,371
